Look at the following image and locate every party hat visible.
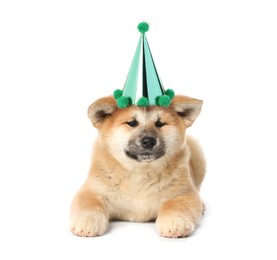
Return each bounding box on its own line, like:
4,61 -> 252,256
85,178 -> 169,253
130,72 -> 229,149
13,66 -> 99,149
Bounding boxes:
113,22 -> 174,108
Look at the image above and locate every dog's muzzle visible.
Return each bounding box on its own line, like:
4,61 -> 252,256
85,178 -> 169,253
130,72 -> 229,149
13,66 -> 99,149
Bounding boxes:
125,136 -> 165,162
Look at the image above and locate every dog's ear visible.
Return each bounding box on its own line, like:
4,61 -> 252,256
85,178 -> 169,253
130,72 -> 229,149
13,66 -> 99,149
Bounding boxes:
87,96 -> 117,128
171,95 -> 203,127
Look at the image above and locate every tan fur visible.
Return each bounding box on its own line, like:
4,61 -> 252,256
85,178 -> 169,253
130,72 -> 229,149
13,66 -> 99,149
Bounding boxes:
70,95 -> 206,238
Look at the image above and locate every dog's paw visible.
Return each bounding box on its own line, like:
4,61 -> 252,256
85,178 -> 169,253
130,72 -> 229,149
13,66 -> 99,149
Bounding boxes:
156,214 -> 195,238
70,210 -> 108,237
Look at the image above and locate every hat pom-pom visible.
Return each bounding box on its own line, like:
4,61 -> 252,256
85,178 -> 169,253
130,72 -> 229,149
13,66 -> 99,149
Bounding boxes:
165,89 -> 175,99
113,89 -> 123,100
157,95 -> 171,107
117,96 -> 132,108
155,89 -> 175,107
137,97 -> 149,107
137,22 -> 149,33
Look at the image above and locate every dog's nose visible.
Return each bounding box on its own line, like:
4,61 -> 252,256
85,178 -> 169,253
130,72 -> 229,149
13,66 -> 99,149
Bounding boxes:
141,137 -> 157,149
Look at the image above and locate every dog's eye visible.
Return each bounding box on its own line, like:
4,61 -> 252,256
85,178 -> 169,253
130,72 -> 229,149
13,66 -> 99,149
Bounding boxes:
126,120 -> 138,127
155,120 -> 166,128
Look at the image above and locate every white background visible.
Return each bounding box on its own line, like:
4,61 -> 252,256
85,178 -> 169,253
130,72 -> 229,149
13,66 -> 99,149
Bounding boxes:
1,0 -> 277,259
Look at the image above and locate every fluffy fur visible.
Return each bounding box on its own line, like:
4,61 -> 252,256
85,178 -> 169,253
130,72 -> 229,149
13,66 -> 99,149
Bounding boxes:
70,95 -> 206,238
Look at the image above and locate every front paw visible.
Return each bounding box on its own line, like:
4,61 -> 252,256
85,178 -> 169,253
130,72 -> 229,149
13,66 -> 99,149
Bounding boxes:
156,214 -> 195,238
70,210 -> 108,237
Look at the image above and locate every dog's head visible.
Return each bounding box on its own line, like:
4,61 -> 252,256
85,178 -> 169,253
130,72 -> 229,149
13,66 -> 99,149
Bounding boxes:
88,95 -> 202,166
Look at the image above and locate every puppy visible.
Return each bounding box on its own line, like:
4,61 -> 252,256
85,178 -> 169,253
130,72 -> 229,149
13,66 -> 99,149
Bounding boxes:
70,95 -> 206,238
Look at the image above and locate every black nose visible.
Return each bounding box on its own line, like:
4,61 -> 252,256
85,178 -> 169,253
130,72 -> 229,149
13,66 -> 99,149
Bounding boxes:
141,137 -> 157,149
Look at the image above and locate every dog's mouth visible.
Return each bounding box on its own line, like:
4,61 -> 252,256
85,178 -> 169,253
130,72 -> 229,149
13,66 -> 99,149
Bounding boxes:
125,150 -> 165,162
125,136 -> 165,162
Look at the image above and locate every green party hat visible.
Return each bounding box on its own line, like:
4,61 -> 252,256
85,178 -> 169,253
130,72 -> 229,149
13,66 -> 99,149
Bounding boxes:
113,22 -> 175,108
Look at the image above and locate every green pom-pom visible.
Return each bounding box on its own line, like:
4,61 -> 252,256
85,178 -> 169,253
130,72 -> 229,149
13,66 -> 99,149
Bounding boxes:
157,95 -> 171,107
137,22 -> 149,33
137,97 -> 149,107
155,96 -> 161,105
165,89 -> 175,99
113,89 -> 123,100
117,96 -> 131,108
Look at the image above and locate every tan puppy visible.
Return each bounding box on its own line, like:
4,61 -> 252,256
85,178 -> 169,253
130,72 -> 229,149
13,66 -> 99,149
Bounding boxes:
70,95 -> 206,238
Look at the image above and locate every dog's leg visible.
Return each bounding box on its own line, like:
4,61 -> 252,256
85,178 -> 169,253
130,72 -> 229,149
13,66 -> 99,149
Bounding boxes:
156,192 -> 203,238
70,189 -> 109,237
187,136 -> 206,191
